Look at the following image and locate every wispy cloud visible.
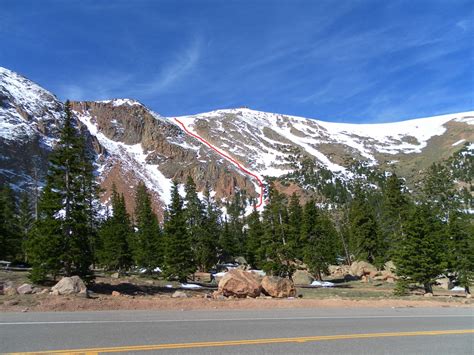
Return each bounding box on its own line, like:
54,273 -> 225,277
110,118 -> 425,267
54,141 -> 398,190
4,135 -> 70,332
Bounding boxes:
56,36 -> 203,102
133,36 -> 202,96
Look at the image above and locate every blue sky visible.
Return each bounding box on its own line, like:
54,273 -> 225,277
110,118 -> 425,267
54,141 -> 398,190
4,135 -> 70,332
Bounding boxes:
1,0 -> 473,123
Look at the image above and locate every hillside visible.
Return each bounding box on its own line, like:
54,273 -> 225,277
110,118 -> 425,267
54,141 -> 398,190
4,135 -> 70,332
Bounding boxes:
1,66 -> 472,214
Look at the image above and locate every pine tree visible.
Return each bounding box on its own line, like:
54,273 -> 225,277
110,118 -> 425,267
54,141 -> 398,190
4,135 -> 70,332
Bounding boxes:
18,191 -> 34,262
183,176 -> 205,268
227,190 -> 246,257
301,200 -> 338,280
98,185 -> 133,272
348,187 -> 383,265
27,101 -> 98,281
446,211 -> 474,294
219,217 -> 236,263
287,193 -> 303,260
196,186 -> 220,271
381,173 -> 410,258
27,184 -> 63,282
132,182 -> 162,272
0,184 -> 20,261
245,205 -> 264,268
394,203 -> 447,294
163,182 -> 194,282
260,185 -> 293,277
422,163 -> 457,220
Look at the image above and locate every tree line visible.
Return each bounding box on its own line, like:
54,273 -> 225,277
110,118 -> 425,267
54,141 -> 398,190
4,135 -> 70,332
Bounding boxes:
0,102 -> 472,294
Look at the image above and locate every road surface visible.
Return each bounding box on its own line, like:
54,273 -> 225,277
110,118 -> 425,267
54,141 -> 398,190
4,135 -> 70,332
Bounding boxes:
1,307 -> 472,354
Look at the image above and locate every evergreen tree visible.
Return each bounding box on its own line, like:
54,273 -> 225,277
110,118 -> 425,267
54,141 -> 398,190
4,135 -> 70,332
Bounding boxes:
245,205 -> 264,268
18,191 -> 34,262
133,182 -> 162,271
27,101 -> 98,281
394,203 -> 447,294
27,184 -> 63,282
163,182 -> 194,282
348,187 -> 384,265
260,185 -> 293,277
287,193 -> 303,260
422,163 -> 457,220
196,186 -> 220,271
183,176 -> 205,267
381,173 -> 410,258
219,217 -> 236,263
227,191 -> 247,257
301,200 -> 338,280
446,211 -> 474,294
0,185 -> 20,261
97,185 -> 133,272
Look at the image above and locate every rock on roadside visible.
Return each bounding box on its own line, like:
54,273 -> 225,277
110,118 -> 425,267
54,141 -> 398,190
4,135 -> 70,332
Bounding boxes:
349,261 -> 378,278
51,276 -> 87,296
261,276 -> 296,298
218,269 -> 261,298
17,283 -> 33,295
292,270 -> 314,285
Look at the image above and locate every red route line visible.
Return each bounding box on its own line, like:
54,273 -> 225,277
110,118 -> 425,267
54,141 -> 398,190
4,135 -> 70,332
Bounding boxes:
174,118 -> 264,208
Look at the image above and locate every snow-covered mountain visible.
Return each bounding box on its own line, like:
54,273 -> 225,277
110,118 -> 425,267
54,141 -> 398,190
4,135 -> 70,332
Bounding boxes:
1,66 -> 472,214
178,108 -> 473,179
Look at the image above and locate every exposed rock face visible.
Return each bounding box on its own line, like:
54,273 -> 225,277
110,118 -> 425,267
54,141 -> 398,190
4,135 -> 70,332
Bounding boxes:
218,269 -> 261,298
51,276 -> 87,295
350,261 -> 378,278
0,67 -> 64,190
261,276 -> 296,298
70,100 -> 257,218
292,270 -> 314,285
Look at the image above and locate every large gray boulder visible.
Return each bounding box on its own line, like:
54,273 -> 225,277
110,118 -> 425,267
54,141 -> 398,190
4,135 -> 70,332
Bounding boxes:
292,270 -> 314,285
51,276 -> 87,295
218,269 -> 261,298
261,276 -> 296,298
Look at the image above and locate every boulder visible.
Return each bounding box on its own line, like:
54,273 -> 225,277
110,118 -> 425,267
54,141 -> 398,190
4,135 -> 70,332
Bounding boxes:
350,261 -> 377,278
292,270 -> 314,285
17,283 -> 33,295
110,272 -> 120,279
111,291 -> 121,297
424,292 -> 433,297
261,276 -> 296,298
384,261 -> 396,273
435,277 -> 453,290
328,264 -> 350,277
218,269 -> 261,298
171,291 -> 188,298
2,281 -> 17,296
51,276 -> 87,295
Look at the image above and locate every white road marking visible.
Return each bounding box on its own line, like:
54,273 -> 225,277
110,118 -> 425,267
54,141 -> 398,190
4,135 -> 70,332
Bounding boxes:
0,314 -> 472,325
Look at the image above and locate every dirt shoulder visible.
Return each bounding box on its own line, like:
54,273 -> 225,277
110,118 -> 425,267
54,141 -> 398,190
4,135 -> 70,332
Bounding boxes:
1,271 -> 471,313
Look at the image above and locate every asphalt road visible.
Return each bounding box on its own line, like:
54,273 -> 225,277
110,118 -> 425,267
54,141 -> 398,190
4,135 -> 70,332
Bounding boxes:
0,307 -> 473,354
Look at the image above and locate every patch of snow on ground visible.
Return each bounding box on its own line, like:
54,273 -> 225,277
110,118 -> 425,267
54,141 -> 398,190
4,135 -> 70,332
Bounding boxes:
311,280 -> 335,287
181,283 -> 203,289
452,139 -> 466,146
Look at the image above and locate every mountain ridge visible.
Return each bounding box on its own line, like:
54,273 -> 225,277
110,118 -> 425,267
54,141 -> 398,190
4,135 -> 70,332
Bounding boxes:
1,66 -> 472,215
